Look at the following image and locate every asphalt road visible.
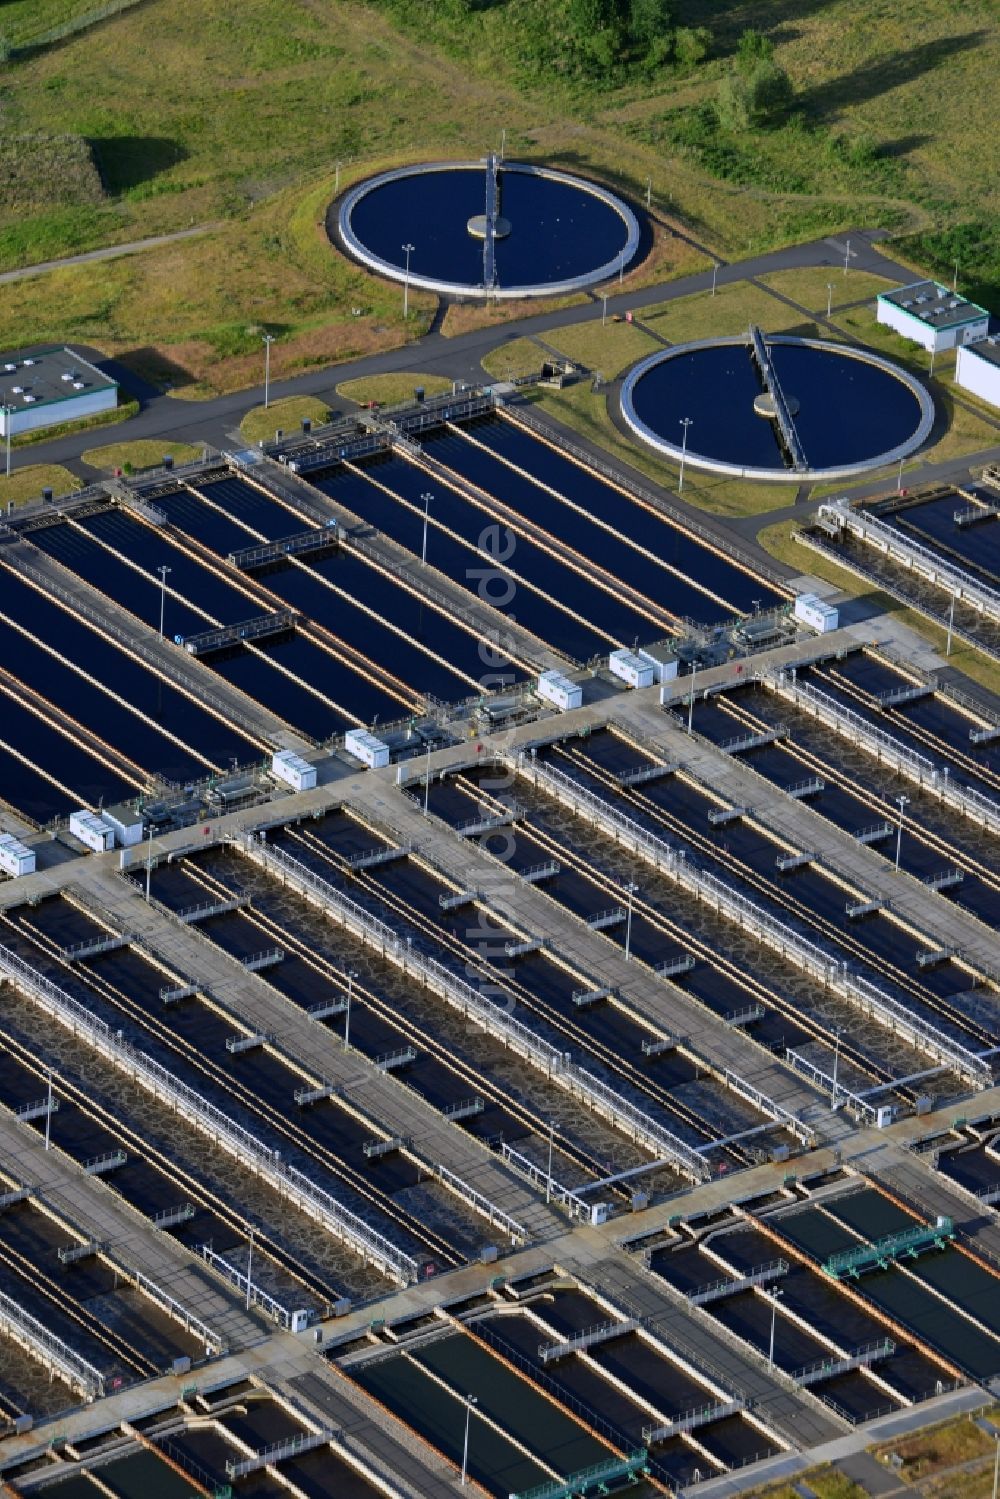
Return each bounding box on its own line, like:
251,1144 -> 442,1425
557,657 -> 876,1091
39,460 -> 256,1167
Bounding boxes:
15,225 -> 1000,533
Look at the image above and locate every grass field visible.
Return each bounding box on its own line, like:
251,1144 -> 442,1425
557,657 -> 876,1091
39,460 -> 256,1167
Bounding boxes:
240,396 -> 331,445
81,438 -> 201,472
0,0 -> 995,400
638,281 -> 807,343
0,464 -> 82,507
336,373 -> 453,407
757,268 -> 901,313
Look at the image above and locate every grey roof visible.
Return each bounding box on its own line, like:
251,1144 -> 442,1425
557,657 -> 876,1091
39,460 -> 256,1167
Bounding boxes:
879,280 -> 988,330
963,335 -> 1000,370
0,344 -> 117,414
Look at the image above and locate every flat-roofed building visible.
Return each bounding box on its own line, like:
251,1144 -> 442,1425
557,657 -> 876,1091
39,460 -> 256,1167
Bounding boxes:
956,335 -> 1000,408
0,345 -> 118,437
876,281 -> 989,354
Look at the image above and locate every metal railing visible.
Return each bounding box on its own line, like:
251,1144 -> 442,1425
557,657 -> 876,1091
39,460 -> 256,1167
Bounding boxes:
199,1244 -> 293,1328
234,834 -> 709,1181
0,941 -> 419,1286
0,1282 -> 104,1398
510,754 -> 991,1087
819,501 -> 1000,621
433,1161 -> 528,1243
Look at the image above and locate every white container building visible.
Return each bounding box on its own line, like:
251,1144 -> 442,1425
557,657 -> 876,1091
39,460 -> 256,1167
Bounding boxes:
793,593 -> 839,633
344,727 -> 390,769
103,802 -> 144,849
876,281 -> 989,354
0,834 -> 35,878
271,750 -> 317,792
608,648 -> 655,689
956,336 -> 1000,409
69,810 -> 114,853
0,346 -> 118,438
637,643 -> 678,683
536,670 -> 582,711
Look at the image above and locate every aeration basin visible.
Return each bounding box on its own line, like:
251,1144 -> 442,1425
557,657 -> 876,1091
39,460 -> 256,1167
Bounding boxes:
335,159 -> 642,299
620,334 -> 935,483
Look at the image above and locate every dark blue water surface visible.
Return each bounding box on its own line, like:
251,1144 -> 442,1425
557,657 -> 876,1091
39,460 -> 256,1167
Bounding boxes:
347,165 -> 632,288
629,342 -> 925,471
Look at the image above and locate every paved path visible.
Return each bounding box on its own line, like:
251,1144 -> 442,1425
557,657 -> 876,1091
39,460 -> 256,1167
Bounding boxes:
0,224 -> 217,286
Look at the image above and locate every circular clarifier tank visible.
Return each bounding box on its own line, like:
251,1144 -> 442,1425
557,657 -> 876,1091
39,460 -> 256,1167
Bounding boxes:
335,159 -> 643,299
619,334 -> 935,483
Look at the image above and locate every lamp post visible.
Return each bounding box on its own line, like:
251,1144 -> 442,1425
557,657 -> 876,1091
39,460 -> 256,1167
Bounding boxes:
344,968 -> 358,1050
262,332 -> 275,409
831,1026 -> 843,1108
157,564 -> 171,639
687,658 -> 697,735
843,236 -> 851,275
45,1070 -> 53,1151
897,456 -> 905,493
712,261 -> 719,297
421,491 -> 433,564
602,294 -> 608,327
460,1395 -> 478,1486
678,417 -> 693,493
827,282 -> 833,318
767,1289 -> 783,1370
992,1433 -> 999,1499
624,881 -> 639,961
894,793 -> 910,873
423,741 -> 432,817
144,821 -> 154,902
402,242 -> 415,319
619,249 -> 625,284
246,1228 -> 254,1310
2,403 -> 10,479
946,592 -> 956,657
546,1120 -> 554,1204
646,177 -> 652,208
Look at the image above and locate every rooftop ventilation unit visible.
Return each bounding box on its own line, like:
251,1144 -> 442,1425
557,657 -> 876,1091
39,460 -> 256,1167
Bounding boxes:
23,394 -> 36,403
11,385 -> 22,394
61,372 -> 73,382
72,381 -> 85,390
22,358 -> 34,366
3,363 -> 15,373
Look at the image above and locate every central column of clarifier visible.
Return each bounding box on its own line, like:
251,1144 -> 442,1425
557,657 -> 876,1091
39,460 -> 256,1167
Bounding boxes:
754,391 -> 800,418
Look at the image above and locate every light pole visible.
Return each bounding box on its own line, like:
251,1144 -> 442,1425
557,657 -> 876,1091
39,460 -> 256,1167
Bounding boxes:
712,262 -> 719,297
767,1289 -> 783,1370
946,592 -> 956,657
619,249 -> 625,284
402,242 -> 415,318
144,821 -> 154,902
992,1433 -> 999,1499
344,969 -> 357,1050
546,1120 -> 554,1204
826,282 -> 833,318
678,417 -> 693,493
44,1070 -> 53,1151
421,491 -> 433,564
624,881 -> 639,961
929,346 -> 936,377
602,294 -> 608,327
953,258 -> 959,294
646,177 -> 652,208
687,658 -> 697,735
894,793 -> 910,872
843,236 -> 851,275
335,160 -> 341,193
246,1228 -> 254,1310
262,332 -> 275,409
157,564 -> 171,639
461,1394 -> 478,1486
831,1027 -> 843,1108
2,404 -> 10,479
423,741 -> 432,817
897,456 -> 905,493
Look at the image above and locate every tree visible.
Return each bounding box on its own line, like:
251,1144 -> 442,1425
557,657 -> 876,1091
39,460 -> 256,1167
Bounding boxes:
628,0 -> 674,48
674,25 -> 712,68
735,27 -> 773,74
746,59 -> 794,127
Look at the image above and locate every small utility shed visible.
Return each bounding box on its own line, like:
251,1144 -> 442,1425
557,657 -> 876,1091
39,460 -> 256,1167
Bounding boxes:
956,335 -> 1000,409
876,281 -> 989,354
0,346 -> 118,437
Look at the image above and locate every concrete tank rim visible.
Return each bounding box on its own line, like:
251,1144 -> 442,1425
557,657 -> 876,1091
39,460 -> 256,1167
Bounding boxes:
618,334 -> 936,484
336,159 -> 642,301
